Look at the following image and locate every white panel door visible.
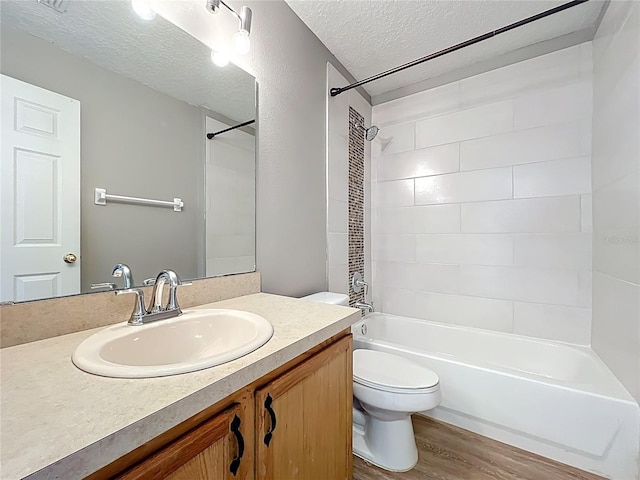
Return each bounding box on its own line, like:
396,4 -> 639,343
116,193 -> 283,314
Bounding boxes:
1,75 -> 81,302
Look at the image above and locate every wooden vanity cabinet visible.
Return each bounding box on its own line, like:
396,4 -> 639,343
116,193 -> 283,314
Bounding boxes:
104,333 -> 352,480
255,335 -> 352,480
116,404 -> 245,480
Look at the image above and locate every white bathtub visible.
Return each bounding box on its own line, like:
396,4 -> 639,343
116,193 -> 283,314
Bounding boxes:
352,313 -> 639,480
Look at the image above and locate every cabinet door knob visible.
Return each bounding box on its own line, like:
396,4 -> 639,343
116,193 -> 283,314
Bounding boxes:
263,393 -> 277,447
229,414 -> 244,476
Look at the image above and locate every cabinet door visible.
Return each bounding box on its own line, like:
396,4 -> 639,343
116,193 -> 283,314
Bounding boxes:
255,335 -> 352,480
117,404 -> 247,480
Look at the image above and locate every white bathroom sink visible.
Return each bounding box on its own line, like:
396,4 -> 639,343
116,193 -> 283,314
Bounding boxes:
72,309 -> 274,378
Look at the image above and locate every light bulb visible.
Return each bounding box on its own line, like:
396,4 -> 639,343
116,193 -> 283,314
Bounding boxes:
131,0 -> 156,20
211,50 -> 229,67
233,30 -> 251,55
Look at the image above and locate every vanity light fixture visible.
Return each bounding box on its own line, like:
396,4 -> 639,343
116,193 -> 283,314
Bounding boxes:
205,0 -> 253,55
211,50 -> 230,67
131,0 -> 156,20
205,0 -> 221,13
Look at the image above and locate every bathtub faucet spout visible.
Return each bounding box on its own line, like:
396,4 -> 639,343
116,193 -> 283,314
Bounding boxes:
354,301 -> 374,313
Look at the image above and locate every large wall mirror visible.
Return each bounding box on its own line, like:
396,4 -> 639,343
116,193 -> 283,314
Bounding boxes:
0,0 -> 256,303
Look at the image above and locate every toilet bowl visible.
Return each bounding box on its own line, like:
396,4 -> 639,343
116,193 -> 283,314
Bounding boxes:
301,292 -> 441,472
352,349 -> 441,472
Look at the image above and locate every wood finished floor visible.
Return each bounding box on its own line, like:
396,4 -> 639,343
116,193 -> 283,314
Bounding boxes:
353,415 -> 606,480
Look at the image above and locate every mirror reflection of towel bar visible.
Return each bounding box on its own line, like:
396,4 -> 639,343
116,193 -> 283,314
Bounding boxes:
94,188 -> 183,212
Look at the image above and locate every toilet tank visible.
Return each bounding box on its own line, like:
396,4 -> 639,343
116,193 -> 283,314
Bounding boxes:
301,292 -> 349,306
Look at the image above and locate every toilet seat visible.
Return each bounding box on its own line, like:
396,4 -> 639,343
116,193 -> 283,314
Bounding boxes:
354,377 -> 440,394
353,349 -> 439,394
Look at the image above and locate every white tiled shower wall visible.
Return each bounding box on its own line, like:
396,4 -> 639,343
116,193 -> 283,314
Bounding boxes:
591,1 -> 640,402
371,43 -> 593,345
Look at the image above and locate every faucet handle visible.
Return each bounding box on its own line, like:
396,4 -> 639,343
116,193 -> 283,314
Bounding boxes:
90,282 -> 117,290
167,279 -> 191,311
351,272 -> 368,295
116,288 -> 147,325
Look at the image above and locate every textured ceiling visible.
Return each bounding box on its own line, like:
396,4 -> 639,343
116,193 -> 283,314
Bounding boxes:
285,0 -> 606,98
0,0 -> 255,122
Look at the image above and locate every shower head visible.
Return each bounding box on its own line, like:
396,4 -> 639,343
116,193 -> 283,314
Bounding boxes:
353,122 -> 379,141
364,125 -> 379,141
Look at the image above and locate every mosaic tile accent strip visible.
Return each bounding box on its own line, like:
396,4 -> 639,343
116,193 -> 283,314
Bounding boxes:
348,107 -> 365,308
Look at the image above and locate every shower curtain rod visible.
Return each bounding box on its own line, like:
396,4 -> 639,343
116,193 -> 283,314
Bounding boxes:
206,119 -> 255,139
330,0 -> 589,97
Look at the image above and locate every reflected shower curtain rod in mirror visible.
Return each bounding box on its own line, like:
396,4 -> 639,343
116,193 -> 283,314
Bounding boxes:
207,119 -> 255,139
330,0 -> 589,97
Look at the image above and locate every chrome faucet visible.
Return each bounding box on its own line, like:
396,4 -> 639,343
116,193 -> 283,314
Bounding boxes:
116,269 -> 190,326
354,301 -> 374,313
148,269 -> 182,313
112,263 -> 134,288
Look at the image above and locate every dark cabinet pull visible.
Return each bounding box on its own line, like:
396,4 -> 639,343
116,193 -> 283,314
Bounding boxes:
263,394 -> 277,447
229,414 -> 244,476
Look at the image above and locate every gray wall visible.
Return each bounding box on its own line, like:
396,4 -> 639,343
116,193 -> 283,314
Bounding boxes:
235,0 -> 368,296
1,28 -> 201,290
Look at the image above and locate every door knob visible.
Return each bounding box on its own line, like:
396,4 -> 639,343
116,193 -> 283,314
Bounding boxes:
63,253 -> 78,264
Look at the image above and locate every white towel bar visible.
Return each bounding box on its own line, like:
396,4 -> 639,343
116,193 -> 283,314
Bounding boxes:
94,188 -> 183,212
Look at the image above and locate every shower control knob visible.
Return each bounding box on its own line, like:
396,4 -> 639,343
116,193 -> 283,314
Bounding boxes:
352,272 -> 368,294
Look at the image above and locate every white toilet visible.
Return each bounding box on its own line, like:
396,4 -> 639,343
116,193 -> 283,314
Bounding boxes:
352,349 -> 441,471
302,291 -> 442,472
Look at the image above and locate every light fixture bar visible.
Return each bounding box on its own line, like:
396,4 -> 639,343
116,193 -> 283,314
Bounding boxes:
207,0 -> 241,21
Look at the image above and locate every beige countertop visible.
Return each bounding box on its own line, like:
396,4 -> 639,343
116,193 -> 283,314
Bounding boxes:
0,293 -> 359,480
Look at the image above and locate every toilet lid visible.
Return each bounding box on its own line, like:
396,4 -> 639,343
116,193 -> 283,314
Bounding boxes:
301,292 -> 349,305
353,349 -> 439,392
